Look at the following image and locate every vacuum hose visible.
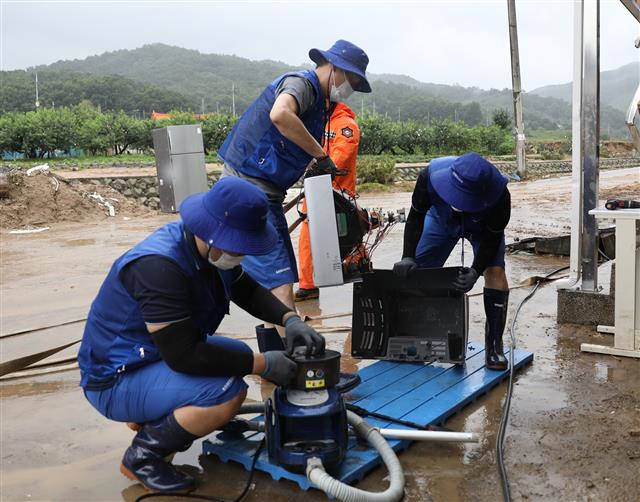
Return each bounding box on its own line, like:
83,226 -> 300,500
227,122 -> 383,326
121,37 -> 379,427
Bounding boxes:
238,403 -> 405,501
238,402 -> 266,415
306,411 -> 405,502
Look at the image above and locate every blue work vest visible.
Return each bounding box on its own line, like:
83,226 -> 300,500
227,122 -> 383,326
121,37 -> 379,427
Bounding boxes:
424,157 -> 493,236
78,221 -> 234,389
218,70 -> 326,192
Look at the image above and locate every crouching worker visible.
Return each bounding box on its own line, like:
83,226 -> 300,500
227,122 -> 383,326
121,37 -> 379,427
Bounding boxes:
393,153 -> 511,370
78,177 -> 325,493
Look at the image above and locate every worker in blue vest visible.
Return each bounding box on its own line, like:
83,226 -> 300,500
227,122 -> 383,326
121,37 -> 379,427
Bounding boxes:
393,153 -> 511,370
78,177 -> 325,493
218,40 -> 371,348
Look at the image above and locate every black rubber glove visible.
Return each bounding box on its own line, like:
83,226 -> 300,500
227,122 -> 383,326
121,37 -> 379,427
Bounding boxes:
393,257 -> 418,279
315,155 -> 338,177
452,267 -> 479,293
261,351 -> 297,386
284,314 -> 326,356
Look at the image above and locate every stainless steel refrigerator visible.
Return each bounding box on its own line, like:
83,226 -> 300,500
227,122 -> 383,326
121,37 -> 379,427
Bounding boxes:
152,124 -> 208,213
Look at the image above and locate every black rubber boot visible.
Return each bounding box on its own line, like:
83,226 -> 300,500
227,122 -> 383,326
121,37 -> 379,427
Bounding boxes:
255,324 -> 286,353
120,413 -> 198,492
483,288 -> 509,371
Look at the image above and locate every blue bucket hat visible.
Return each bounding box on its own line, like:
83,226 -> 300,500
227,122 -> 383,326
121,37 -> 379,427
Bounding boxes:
430,153 -> 508,213
179,177 -> 277,256
309,40 -> 371,93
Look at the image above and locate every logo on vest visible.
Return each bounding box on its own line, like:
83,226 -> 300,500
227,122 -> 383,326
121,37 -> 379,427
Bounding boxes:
341,127 -> 353,138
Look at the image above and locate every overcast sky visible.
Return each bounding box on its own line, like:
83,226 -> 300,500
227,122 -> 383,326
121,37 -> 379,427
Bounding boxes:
1,0 -> 638,90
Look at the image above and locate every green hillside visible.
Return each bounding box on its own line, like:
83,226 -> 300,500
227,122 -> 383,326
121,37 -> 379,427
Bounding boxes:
12,43 -> 633,137
38,44 -> 294,114
1,70 -> 193,114
531,61 -> 639,112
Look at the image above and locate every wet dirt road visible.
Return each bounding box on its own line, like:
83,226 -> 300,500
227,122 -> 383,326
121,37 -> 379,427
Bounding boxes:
1,168 -> 639,501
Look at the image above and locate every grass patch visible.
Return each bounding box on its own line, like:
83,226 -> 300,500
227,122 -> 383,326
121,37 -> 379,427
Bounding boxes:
357,182 -> 394,192
1,153 -> 223,169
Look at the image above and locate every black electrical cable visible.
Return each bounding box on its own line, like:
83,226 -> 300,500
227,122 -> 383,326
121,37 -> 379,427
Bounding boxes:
598,248 -> 613,262
496,264 -> 568,502
134,439 -> 264,502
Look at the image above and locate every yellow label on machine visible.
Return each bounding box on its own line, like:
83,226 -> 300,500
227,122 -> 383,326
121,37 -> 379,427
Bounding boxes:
305,379 -> 325,389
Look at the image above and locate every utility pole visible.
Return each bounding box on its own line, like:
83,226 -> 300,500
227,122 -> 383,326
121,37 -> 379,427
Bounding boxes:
232,83 -> 236,117
201,97 -> 205,115
507,0 -> 527,178
35,72 -> 40,110
361,97 -> 364,116
398,107 -> 401,121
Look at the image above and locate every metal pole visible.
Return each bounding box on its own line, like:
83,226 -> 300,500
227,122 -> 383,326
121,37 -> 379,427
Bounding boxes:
35,72 -> 40,110
580,0 -> 600,291
507,0 -> 526,178
567,0 -> 585,286
232,83 -> 236,117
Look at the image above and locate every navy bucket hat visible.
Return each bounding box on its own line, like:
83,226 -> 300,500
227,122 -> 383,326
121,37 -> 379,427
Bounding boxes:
430,153 -> 508,213
179,177 -> 277,256
309,40 -> 371,93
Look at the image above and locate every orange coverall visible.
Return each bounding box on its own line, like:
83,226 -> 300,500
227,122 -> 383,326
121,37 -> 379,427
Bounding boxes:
297,102 -> 360,290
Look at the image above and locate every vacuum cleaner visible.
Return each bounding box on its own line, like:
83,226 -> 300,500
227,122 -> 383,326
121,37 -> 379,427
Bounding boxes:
234,348 -> 477,502
264,347 -> 348,473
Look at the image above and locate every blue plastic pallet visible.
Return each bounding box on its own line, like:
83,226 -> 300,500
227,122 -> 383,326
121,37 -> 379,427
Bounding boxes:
202,345 -> 533,491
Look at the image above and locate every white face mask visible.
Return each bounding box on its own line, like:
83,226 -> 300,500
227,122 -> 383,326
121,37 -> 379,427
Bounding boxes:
330,69 -> 355,103
208,250 -> 244,270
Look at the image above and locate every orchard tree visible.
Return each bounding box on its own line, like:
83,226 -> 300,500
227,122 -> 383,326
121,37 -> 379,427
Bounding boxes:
492,109 -> 511,130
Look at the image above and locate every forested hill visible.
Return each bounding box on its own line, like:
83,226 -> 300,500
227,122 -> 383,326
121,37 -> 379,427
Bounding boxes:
2,43 -> 632,135
531,61 -> 639,113
1,70 -> 192,115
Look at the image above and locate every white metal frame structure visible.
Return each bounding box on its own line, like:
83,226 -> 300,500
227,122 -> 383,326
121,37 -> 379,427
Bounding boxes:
562,0 -> 601,292
582,208 -> 640,358
625,82 -> 640,151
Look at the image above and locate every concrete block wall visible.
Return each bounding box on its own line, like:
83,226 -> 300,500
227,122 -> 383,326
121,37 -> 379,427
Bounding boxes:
68,173 -> 221,210
67,157 -> 637,209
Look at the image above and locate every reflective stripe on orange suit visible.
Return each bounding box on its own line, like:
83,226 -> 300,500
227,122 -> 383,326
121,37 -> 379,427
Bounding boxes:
298,103 -> 360,289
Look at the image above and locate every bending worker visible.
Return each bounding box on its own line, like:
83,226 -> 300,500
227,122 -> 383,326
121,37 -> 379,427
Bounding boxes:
217,40 -> 371,337
295,101 -> 361,301
78,177 -> 325,493
393,153 -> 511,370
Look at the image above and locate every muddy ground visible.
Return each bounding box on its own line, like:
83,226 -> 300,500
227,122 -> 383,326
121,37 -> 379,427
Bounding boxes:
0,170 -> 151,229
1,168 -> 639,501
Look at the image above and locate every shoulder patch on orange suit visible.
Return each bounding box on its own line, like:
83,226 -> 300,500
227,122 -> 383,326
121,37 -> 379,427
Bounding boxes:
341,127 -> 353,138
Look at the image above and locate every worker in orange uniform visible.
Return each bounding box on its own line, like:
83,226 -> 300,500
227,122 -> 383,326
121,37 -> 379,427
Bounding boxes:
295,102 -> 360,301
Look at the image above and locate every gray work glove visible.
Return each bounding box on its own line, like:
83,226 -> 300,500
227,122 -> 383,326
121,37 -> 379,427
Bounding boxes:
284,314 -> 326,356
393,257 -> 418,279
452,267 -> 479,293
261,351 -> 297,386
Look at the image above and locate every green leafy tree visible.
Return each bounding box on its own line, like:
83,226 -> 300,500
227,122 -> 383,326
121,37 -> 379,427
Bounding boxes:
492,109 -> 511,130
357,113 -> 398,155
77,113 -> 112,155
201,113 -> 237,153
109,111 -> 147,154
